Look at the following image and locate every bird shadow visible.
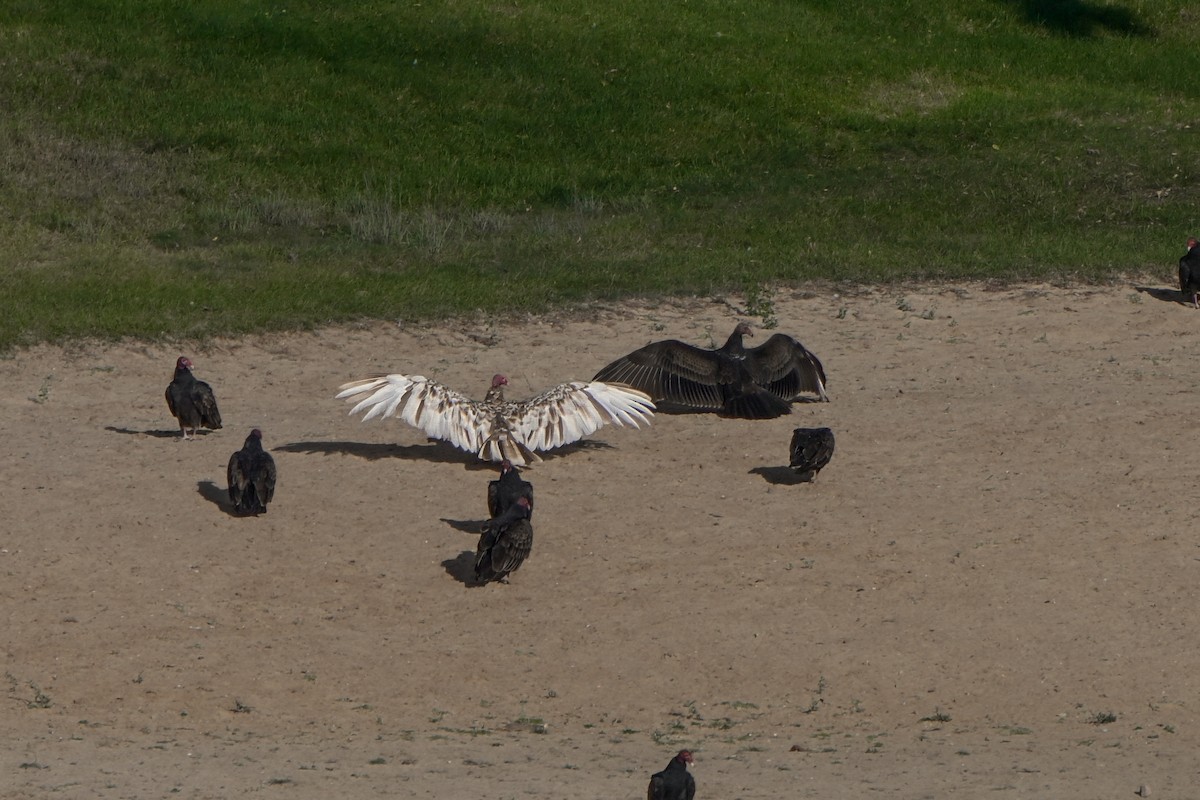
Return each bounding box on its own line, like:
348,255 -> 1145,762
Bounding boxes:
1133,285 -> 1191,307
442,518 -> 487,534
275,438 -> 613,466
749,466 -> 813,486
105,426 -> 206,439
441,551 -> 482,587
275,439 -> 480,465
197,480 -> 240,517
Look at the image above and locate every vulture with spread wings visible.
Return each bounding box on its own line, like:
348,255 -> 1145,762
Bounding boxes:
592,322 -> 827,419
336,373 -> 654,466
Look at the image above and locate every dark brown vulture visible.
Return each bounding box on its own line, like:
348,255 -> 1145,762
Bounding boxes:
647,749 -> 696,800
789,427 -> 835,482
227,429 -> 277,515
474,495 -> 533,585
488,459 -> 534,519
1180,236 -> 1200,308
593,322 -> 827,419
165,356 -> 223,439
336,373 -> 655,466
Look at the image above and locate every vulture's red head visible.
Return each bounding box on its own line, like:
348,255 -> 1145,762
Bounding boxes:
516,496 -> 531,509
676,750 -> 694,765
500,459 -> 515,473
250,428 -> 263,440
1189,237 -> 1198,251
491,374 -> 509,388
176,356 -> 193,370
735,322 -> 753,338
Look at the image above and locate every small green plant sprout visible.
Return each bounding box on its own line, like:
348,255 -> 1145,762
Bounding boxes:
744,282 -> 779,329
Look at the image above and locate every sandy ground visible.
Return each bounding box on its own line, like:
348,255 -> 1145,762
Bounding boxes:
2,279 -> 1199,799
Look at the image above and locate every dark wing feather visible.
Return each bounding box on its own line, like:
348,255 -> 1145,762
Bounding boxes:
648,774 -> 664,800
475,503 -> 533,583
489,519 -> 533,577
487,479 -> 502,518
593,340 -> 729,411
746,333 -> 828,401
684,772 -> 696,800
256,452 -> 277,505
790,427 -> 835,477
192,380 -> 223,429
227,451 -> 248,508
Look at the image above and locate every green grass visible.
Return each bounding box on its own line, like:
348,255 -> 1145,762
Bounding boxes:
1,0 -> 1196,349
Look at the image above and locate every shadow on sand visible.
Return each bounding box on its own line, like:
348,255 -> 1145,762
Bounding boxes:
441,550 -> 481,587
1133,285 -> 1193,308
277,438 -> 614,466
106,426 -> 210,439
749,465 -> 814,486
197,480 -> 241,517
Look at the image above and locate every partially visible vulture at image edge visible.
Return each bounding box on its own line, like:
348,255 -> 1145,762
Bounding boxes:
1180,236 -> 1200,308
336,372 -> 655,467
488,459 -> 534,519
789,427 -> 835,482
647,749 -> 696,800
474,495 -> 533,585
592,321 -> 827,419
165,356 -> 223,439
227,429 -> 277,515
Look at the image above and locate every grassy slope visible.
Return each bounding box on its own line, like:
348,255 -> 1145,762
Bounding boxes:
0,0 -> 1197,348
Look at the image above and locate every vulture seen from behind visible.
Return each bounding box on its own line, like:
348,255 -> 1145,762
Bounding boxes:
593,322 -> 827,419
165,356 -> 223,439
474,495 -> 533,585
488,459 -> 534,519
1180,236 -> 1200,309
647,749 -> 696,800
227,428 -> 277,515
789,427 -> 835,482
336,372 -> 655,466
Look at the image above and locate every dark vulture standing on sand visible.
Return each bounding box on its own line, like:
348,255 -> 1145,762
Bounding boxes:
165,356 -> 223,439
789,427 -> 835,482
647,750 -> 696,800
488,459 -> 534,519
1180,236 -> 1200,308
227,429 -> 277,515
593,322 -> 827,419
337,372 -> 654,467
474,496 -> 533,585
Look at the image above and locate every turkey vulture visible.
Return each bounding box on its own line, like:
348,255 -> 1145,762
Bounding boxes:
474,495 -> 533,584
336,373 -> 655,466
165,356 -> 223,439
488,459 -> 534,519
227,429 -> 277,515
1180,237 -> 1200,308
789,427 -> 835,482
592,322 -> 827,419
648,750 -> 695,800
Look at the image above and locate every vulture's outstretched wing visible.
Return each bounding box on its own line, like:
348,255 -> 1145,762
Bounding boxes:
337,374 -> 493,454
593,339 -> 730,412
747,333 -> 829,402
505,381 -> 655,453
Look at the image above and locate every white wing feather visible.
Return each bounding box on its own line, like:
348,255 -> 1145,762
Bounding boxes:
336,374 -> 494,457
336,375 -> 655,466
508,381 -> 655,453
